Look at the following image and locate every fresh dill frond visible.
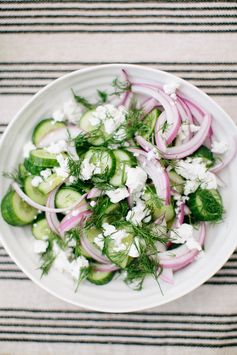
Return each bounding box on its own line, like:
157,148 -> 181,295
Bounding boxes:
3,168 -> 24,185
72,89 -> 95,110
75,266 -> 91,292
40,239 -> 56,276
97,90 -> 108,103
111,76 -> 131,96
124,248 -> 161,291
68,178 -> 93,194
67,156 -> 81,177
143,185 -> 164,210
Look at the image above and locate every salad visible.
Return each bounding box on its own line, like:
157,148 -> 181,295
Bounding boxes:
1,69 -> 235,290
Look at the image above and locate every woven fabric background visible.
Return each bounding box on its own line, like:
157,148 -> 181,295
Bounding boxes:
0,1 -> 237,354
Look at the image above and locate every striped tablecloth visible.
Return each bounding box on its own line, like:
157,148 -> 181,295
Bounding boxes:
0,1 -> 237,354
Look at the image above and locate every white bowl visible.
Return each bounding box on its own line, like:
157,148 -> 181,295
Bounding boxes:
0,64 -> 237,313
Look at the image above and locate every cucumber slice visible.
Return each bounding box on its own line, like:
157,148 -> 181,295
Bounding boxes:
153,204 -> 175,222
79,110 -> 106,146
84,227 -> 103,251
104,225 -> 133,268
18,163 -> 29,181
87,269 -> 114,285
32,118 -> 66,146
55,187 -> 83,209
1,190 -> 37,226
187,188 -> 224,221
140,108 -> 160,140
24,176 -> 47,205
168,171 -> 185,194
29,149 -> 59,169
38,173 -> 64,195
82,148 -> 116,180
32,218 -> 54,240
191,145 -> 215,167
109,149 -> 135,187
24,158 -> 43,175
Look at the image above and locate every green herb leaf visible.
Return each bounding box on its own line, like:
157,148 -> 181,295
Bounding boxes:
72,89 -> 95,110
97,90 -> 108,103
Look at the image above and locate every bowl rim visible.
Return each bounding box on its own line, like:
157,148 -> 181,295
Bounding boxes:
0,63 -> 237,313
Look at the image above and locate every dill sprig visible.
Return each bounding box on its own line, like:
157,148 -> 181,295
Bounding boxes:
97,90 -> 108,103
67,156 -> 81,177
2,168 -> 24,185
40,239 -> 56,276
111,76 -> 132,96
72,89 -> 95,110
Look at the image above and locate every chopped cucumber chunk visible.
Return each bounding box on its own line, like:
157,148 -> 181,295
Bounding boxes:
55,187 -> 83,209
82,147 -> 116,180
29,149 -> 59,168
38,173 -> 64,194
1,190 -> 37,226
24,176 -> 47,205
187,188 -> 224,221
87,268 -> 114,285
104,224 -> 133,268
32,218 -> 54,240
168,171 -> 185,194
32,118 -> 66,146
79,110 -> 106,146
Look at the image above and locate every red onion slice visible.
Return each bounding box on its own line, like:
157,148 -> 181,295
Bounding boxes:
38,125 -> 83,148
159,114 -> 212,159
136,153 -> 171,205
133,85 -> 181,145
59,208 -> 91,236
160,268 -> 174,284
80,233 -> 111,264
87,187 -> 103,199
159,222 -> 206,269
210,138 -> 236,173
92,263 -> 120,272
46,187 -> 61,235
12,182 -> 87,213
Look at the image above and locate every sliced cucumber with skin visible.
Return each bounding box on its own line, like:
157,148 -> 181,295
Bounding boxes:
38,173 -> 64,195
187,188 -> 224,221
1,190 -> 37,226
32,218 -> 54,240
18,163 -> 29,181
109,149 -> 135,187
24,158 -> 43,175
55,187 -> 83,209
87,268 -> 114,285
29,149 -> 59,169
153,204 -> 175,222
32,118 -> 66,146
82,147 -> 116,180
24,176 -> 47,205
104,225 -> 133,268
84,226 -> 103,251
79,110 -> 106,146
168,171 -> 185,194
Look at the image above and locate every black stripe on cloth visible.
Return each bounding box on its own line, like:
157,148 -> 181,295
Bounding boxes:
0,338 -> 236,347
1,14 -> 237,19
0,61 -> 236,65
1,21 -> 237,26
1,30 -> 237,34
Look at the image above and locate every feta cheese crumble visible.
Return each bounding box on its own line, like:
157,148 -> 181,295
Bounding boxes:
163,82 -> 180,100
125,166 -> 147,196
80,157 -> 96,181
126,199 -> 151,226
23,141 -> 36,158
52,98 -> 82,124
31,176 -> 43,187
45,140 -> 67,154
40,168 -> 52,180
90,104 -> 126,135
55,154 -> 70,178
175,157 -> 217,195
211,140 -> 229,155
106,187 -> 129,203
170,223 -> 201,251
34,239 -> 48,254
